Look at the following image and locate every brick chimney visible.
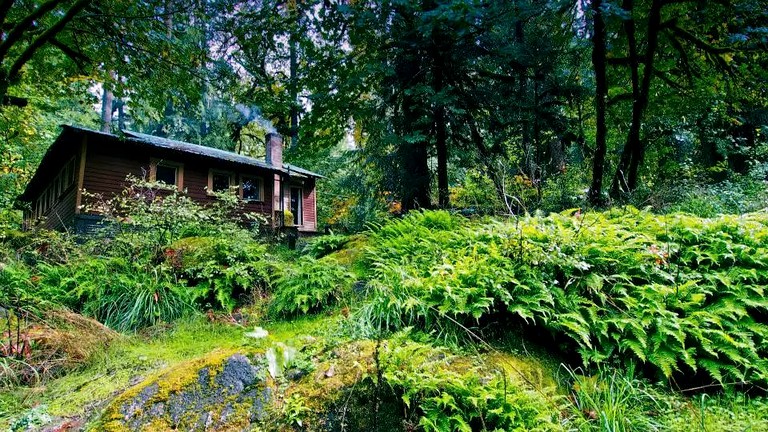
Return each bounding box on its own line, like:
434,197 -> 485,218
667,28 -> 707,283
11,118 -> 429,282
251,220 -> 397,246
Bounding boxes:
265,133 -> 283,167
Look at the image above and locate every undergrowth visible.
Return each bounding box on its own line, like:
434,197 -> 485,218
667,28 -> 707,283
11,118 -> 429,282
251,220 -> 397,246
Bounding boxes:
357,209 -> 768,387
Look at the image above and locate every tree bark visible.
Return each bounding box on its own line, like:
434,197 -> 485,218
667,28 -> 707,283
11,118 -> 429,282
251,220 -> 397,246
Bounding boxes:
611,0 -> 663,196
431,30 -> 449,209
101,70 -> 116,133
588,0 -> 608,206
289,5 -> 299,149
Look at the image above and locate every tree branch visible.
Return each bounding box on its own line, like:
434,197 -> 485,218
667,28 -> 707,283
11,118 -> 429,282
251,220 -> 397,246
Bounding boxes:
608,93 -> 633,106
653,69 -> 687,92
49,37 -> 90,68
8,0 -> 92,80
669,25 -> 733,55
0,0 -> 17,31
0,0 -> 65,62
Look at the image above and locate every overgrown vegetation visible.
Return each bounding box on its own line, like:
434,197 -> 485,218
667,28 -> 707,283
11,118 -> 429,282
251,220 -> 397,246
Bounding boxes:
5,193 -> 768,430
358,209 -> 768,387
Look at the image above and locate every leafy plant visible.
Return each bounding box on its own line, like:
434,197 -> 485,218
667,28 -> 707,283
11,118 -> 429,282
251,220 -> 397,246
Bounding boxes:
165,234 -> 270,311
565,366 -> 666,432
358,209 -> 768,386
378,336 -> 562,431
270,256 -> 355,315
302,234 -> 349,258
68,258 -> 195,332
282,393 -> 311,428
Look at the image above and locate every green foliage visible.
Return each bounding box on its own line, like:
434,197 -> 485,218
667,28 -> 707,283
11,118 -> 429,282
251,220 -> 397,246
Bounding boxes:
565,366 -> 665,432
281,394 -> 312,428
270,256 -> 355,316
359,209 -> 768,386
83,175 -> 257,249
663,167 -> 768,217
379,337 -> 562,431
8,404 -> 51,432
302,234 -> 349,258
166,234 -> 270,312
65,258 -> 195,332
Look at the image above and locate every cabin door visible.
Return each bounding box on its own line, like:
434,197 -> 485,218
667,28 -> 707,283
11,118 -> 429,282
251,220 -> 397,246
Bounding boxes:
290,187 -> 303,226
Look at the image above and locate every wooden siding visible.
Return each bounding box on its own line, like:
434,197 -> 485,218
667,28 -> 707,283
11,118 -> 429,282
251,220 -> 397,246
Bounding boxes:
24,139 -> 81,231
81,149 -> 145,199
80,142 -> 275,220
39,187 -> 77,230
302,179 -> 317,231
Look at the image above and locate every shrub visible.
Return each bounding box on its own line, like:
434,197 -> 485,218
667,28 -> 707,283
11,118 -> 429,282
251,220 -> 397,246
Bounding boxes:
270,256 -> 355,315
302,234 -> 349,258
166,234 -> 270,311
358,209 -> 768,386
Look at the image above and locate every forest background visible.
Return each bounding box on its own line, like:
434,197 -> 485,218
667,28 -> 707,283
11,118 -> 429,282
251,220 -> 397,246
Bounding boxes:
1,0 -> 767,229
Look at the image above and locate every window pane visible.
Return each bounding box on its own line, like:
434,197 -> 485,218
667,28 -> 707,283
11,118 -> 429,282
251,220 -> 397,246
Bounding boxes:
212,173 -> 231,192
156,165 -> 177,185
242,178 -> 261,201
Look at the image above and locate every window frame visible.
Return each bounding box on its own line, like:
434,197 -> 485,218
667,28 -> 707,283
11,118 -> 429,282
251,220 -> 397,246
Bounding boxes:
150,159 -> 184,191
207,169 -> 235,195
240,175 -> 264,202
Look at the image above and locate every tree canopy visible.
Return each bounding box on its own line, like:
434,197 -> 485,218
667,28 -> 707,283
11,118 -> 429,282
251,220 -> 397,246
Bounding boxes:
1,0 -> 767,227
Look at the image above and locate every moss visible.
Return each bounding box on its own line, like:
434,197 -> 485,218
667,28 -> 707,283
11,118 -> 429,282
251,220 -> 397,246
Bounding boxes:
483,351 -> 558,390
39,318 -> 245,419
97,348 -> 241,431
326,234 -> 368,277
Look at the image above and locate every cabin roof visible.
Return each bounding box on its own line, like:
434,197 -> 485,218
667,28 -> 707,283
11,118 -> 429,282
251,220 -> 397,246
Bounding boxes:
19,125 -> 323,202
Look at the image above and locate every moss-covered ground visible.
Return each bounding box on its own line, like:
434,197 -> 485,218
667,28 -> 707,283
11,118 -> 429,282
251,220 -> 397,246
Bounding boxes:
4,211 -> 768,431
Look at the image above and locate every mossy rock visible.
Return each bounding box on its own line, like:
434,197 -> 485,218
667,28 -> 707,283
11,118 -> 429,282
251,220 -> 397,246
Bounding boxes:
97,349 -> 270,431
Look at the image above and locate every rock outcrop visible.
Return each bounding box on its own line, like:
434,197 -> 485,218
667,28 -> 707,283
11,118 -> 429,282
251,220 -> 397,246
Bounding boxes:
98,350 -> 269,431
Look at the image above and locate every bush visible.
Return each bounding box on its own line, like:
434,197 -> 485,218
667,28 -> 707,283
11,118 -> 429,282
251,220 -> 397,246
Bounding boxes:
357,209 -> 768,386
270,256 -> 355,315
302,234 -> 349,258
165,234 -> 271,311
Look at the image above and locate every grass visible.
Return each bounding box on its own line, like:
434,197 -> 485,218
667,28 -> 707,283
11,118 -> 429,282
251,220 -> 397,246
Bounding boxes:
0,313 -> 334,428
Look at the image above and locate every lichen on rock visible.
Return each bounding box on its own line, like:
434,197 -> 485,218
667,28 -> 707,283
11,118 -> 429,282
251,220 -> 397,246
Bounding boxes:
97,350 -> 269,431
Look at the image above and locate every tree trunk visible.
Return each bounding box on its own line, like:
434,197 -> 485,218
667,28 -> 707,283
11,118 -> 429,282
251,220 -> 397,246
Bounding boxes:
588,0 -> 608,206
611,0 -> 663,196
431,36 -> 449,208
101,70 -> 115,133
289,6 -> 299,149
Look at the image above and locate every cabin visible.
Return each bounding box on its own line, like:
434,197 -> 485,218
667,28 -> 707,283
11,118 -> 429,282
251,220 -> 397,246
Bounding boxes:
18,125 -> 321,234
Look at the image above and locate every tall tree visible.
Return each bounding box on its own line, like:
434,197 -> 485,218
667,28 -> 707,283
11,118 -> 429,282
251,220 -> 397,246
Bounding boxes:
588,0 -> 608,205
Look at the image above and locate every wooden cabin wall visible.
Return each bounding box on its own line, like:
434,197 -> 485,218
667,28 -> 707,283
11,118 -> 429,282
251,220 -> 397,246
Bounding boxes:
81,140 -> 274,219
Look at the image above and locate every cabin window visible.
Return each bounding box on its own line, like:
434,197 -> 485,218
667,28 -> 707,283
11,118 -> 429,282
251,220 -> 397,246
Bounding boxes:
150,159 -> 184,191
241,176 -> 263,201
155,165 -> 177,185
208,170 -> 234,194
